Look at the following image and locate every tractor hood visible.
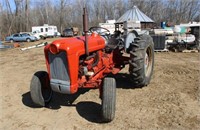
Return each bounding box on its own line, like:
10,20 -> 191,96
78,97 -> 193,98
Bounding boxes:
44,33 -> 106,94
44,33 -> 106,56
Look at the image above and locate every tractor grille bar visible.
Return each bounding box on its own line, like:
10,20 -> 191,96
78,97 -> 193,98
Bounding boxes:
48,51 -> 70,94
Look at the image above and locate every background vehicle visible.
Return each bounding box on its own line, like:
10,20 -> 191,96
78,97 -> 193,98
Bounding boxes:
32,30 -> 47,39
55,32 -> 61,37
62,28 -> 73,37
72,27 -> 79,36
62,27 -> 79,37
30,8 -> 154,123
32,24 -> 59,38
5,33 -> 37,42
20,32 -> 40,40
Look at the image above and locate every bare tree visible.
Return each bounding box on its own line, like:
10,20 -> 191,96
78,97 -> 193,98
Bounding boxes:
0,0 -> 200,39
0,2 -> 3,39
25,0 -> 29,31
4,0 -> 15,35
58,0 -> 72,32
44,0 -> 49,24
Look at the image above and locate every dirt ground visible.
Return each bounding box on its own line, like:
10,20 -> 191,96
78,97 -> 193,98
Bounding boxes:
0,39 -> 200,130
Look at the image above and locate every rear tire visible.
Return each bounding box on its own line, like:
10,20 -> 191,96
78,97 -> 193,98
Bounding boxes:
101,77 -> 116,122
30,71 -> 52,106
40,35 -> 46,40
10,39 -> 14,43
129,34 -> 154,87
26,38 -> 31,42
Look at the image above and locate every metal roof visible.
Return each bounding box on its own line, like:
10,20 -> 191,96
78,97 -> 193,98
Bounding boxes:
117,6 -> 154,23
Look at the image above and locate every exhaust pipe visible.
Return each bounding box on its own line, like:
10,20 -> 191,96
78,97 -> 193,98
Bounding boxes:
83,8 -> 89,56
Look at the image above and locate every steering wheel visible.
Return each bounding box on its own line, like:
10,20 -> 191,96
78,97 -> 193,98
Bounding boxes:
89,27 -> 110,35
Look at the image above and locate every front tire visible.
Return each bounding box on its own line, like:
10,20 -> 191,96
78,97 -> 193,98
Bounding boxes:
101,77 -> 116,122
30,71 -> 52,106
129,34 -> 154,87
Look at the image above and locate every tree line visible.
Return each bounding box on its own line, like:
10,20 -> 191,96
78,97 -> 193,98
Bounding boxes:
0,0 -> 199,39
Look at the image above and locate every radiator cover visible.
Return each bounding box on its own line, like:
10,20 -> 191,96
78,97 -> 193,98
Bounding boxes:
48,51 -> 70,94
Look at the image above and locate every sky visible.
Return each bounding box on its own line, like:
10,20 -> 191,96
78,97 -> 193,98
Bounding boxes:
0,0 -> 16,10
0,0 -> 59,11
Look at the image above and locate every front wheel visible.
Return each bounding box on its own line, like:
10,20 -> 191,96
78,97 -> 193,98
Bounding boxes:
101,77 -> 116,122
30,71 -> 53,106
129,34 -> 154,87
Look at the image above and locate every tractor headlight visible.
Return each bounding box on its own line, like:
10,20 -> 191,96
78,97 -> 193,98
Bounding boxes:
50,44 -> 59,54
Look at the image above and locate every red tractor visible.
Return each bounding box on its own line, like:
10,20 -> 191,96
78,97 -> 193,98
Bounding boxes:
30,8 -> 154,122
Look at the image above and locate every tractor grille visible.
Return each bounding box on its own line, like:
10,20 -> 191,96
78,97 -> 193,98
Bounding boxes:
48,51 -> 70,81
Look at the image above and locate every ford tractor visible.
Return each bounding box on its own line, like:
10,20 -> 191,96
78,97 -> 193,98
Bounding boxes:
30,8 -> 154,122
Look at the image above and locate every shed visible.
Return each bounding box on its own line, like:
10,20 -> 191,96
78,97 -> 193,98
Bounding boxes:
116,6 -> 154,29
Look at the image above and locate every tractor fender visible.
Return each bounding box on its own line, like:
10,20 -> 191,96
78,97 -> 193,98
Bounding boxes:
125,30 -> 139,52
